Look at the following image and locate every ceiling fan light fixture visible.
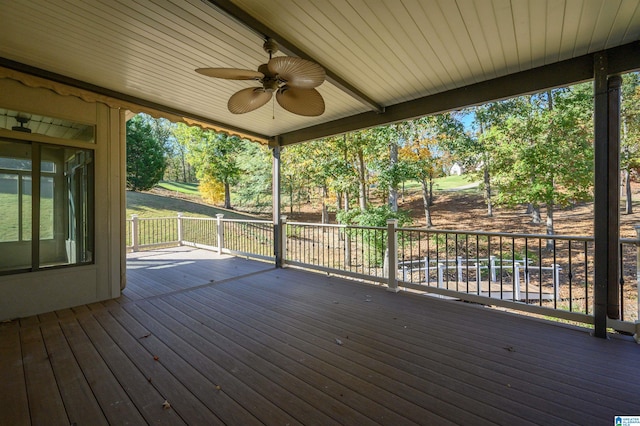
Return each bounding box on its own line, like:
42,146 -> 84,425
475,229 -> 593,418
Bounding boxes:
196,38 -> 326,116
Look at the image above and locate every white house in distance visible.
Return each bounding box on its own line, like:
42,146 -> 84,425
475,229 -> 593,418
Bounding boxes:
449,163 -> 463,176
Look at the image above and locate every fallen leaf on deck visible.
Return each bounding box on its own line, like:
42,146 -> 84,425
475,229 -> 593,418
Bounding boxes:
335,338 -> 343,346
162,400 -> 171,410
153,355 -> 159,361
504,346 -> 515,352
215,385 -> 222,391
139,333 -> 151,339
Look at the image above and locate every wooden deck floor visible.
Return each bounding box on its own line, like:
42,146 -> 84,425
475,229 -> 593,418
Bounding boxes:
1,246 -> 639,425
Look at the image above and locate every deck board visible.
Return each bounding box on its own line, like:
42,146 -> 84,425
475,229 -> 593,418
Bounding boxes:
40,322 -> 109,425
20,326 -> 68,425
2,247 -> 639,425
0,322 -> 30,426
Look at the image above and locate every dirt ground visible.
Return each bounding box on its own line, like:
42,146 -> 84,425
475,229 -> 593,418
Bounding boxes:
153,182 -> 640,238
286,185 -> 640,239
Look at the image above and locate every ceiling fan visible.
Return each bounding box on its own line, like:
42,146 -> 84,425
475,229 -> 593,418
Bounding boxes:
196,38 -> 326,117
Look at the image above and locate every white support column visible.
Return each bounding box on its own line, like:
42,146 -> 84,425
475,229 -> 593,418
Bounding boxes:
272,144 -> 283,267
386,219 -> 399,293
514,263 -> 521,300
280,216 -> 288,267
131,214 -> 139,252
437,263 -> 444,288
457,256 -> 463,282
216,213 -> 224,254
177,213 -> 183,246
553,264 -> 561,301
490,256 -> 497,282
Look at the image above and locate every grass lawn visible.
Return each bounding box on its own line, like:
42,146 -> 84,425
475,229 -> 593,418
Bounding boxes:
403,175 -> 480,193
126,190 -> 256,220
157,181 -> 201,196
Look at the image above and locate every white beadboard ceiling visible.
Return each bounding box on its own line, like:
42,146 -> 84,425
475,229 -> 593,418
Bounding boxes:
0,0 -> 639,144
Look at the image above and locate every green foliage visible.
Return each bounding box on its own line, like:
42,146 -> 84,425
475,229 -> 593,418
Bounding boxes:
177,124 -> 245,209
126,115 -> 166,191
621,73 -> 640,172
337,205 -> 411,266
336,204 -> 410,228
491,85 -> 594,209
234,141 -> 272,211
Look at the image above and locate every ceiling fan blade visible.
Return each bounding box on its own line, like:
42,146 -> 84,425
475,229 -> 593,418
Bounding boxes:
268,57 -> 325,89
276,86 -> 325,116
228,87 -> 272,114
196,68 -> 263,80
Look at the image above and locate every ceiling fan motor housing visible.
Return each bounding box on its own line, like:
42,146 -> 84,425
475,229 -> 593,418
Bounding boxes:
257,64 -> 279,92
263,38 -> 279,56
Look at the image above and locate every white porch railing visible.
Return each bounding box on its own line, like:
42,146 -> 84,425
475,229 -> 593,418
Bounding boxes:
126,214 -> 274,261
125,214 -> 640,339
283,219 -> 640,339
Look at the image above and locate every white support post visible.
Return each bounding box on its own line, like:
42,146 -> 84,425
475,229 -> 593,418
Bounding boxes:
514,263 -> 521,300
216,214 -> 224,254
131,214 -> 139,252
280,216 -> 288,268
553,264 -> 561,301
490,256 -> 497,282
425,256 -> 430,285
177,213 -> 183,246
437,263 -> 444,288
474,262 -> 481,283
386,219 -> 399,293
457,256 -> 463,282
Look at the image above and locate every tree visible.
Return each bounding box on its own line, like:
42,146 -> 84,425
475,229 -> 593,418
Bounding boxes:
621,72 -> 640,214
234,141 -> 272,212
399,114 -> 464,227
370,123 -> 415,212
491,84 -> 594,242
181,125 -> 243,209
126,114 -> 166,191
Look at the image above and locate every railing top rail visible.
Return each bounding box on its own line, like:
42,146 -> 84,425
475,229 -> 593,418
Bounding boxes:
620,237 -> 640,245
136,216 -> 178,221
221,218 -> 273,224
287,221 -> 346,229
287,221 -> 384,231
396,226 -> 597,242
180,216 -> 272,224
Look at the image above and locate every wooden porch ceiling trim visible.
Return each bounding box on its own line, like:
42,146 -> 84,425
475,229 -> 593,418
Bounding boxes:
278,41 -> 640,147
0,58 -> 272,145
203,0 -> 385,114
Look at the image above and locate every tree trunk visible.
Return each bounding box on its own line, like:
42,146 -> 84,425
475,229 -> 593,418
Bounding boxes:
389,142 -> 398,212
181,151 -> 187,183
289,180 -> 294,215
421,180 -> 433,227
336,191 -> 342,211
531,204 -> 542,224
427,174 -> 435,206
545,203 -> 554,250
224,182 -> 232,209
484,165 -> 493,217
321,186 -> 329,224
624,169 -> 633,214
357,149 -> 367,210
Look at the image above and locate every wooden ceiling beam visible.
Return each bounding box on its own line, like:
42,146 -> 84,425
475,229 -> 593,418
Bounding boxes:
278,42 -> 640,146
204,0 -> 384,114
